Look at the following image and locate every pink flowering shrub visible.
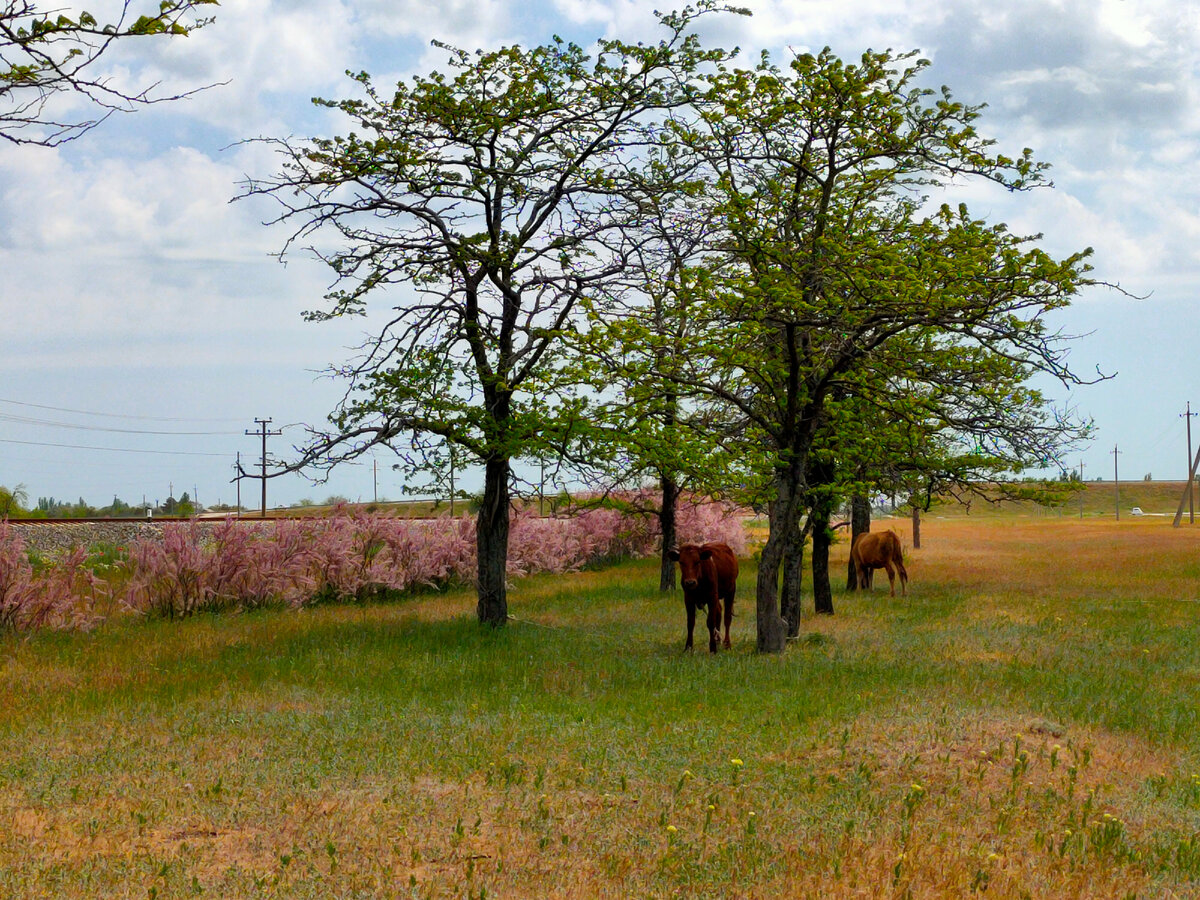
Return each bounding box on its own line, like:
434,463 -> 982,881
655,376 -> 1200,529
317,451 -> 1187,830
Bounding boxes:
507,507 -> 655,576
674,498 -> 748,556
126,523 -> 218,618
301,510 -> 473,604
0,525 -> 102,630
17,495 -> 747,624
564,490 -> 748,556
123,512 -> 479,616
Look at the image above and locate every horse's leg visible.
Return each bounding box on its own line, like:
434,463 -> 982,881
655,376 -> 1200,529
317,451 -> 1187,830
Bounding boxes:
707,598 -> 722,653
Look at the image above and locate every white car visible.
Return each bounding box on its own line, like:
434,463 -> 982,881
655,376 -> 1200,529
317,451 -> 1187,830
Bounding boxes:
1130,507 -> 1144,516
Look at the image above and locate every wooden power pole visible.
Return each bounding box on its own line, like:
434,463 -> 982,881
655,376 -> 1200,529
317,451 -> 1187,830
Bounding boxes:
1184,403 -> 1197,524
1112,444 -> 1122,520
245,418 -> 282,517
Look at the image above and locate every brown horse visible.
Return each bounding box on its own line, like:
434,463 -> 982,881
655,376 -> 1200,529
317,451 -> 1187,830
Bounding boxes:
850,530 -> 908,596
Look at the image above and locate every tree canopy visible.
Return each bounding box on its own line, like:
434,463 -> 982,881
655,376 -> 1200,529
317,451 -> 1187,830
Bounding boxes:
249,22 -> 1104,646
643,48 -> 1100,649
1,0 -> 218,146
244,3 -> 744,626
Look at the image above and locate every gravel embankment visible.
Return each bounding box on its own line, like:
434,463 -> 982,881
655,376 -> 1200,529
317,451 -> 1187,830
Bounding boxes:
7,521 -> 216,557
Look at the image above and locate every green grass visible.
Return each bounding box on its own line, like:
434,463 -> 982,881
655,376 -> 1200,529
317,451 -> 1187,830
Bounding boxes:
4,519 -> 1200,896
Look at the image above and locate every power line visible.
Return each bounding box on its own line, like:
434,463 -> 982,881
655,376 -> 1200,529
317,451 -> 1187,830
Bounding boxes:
0,437 -> 228,457
0,412 -> 239,435
0,397 -> 245,423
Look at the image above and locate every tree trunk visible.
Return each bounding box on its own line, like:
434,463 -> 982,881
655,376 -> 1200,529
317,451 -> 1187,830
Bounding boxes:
476,455 -> 511,627
811,505 -> 834,616
755,468 -> 795,653
912,505 -> 921,549
846,493 -> 871,590
780,519 -> 806,638
659,473 -> 678,592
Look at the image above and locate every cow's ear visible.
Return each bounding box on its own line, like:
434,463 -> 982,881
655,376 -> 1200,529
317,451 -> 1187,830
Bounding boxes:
699,549 -> 713,561
667,548 -> 680,561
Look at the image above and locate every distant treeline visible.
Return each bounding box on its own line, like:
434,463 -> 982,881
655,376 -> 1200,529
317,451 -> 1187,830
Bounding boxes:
0,489 -> 226,519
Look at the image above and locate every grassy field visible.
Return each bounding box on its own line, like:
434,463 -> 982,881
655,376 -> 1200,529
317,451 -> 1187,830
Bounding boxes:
5,517 -> 1200,897
929,479 -> 1196,520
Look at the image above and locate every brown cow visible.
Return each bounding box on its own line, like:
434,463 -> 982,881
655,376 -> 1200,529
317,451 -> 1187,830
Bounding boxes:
667,542 -> 738,653
850,530 -> 908,596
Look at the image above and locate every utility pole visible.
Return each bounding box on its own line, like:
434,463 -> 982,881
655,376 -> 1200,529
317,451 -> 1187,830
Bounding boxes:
245,418 -> 282,517
373,458 -> 378,504
1184,403 -> 1197,524
449,446 -> 456,517
1079,461 -> 1085,518
234,452 -> 242,518
1112,444 -> 1122,520
1174,442 -> 1200,526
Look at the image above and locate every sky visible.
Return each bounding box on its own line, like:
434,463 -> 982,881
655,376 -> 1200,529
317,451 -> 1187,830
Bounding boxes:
1,0 -> 1198,511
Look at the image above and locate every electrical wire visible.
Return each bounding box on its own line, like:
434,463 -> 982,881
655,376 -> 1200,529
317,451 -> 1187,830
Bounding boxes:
0,397 -> 246,423
0,437 -> 228,457
0,412 -> 239,435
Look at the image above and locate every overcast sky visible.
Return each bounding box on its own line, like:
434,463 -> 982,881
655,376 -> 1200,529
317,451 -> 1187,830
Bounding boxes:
1,0 -> 1197,510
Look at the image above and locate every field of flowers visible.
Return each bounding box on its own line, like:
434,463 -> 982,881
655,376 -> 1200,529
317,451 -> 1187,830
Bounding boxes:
0,498 -> 746,629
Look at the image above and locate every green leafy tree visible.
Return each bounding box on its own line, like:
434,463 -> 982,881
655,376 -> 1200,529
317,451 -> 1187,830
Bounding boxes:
243,4 -> 740,626
1,0 -> 218,146
176,490 -> 195,517
573,188 -> 743,591
673,49 -> 1100,651
802,332 -> 1095,611
0,483 -> 28,518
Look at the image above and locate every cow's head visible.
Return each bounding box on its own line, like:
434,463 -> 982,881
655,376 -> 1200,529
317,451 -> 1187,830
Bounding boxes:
667,544 -> 712,591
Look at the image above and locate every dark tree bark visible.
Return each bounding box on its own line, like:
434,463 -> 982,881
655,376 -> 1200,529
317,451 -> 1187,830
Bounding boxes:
659,474 -> 679,592
912,505 -> 922,549
755,464 -> 798,653
476,456 -> 511,626
846,493 -> 871,589
780,520 -> 807,637
810,510 -> 835,616
806,454 -> 837,615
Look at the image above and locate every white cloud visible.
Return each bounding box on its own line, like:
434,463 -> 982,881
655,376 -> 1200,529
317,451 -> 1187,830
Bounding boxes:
91,0 -> 363,138
0,143 -> 271,260
357,0 -> 516,43
4,0 -> 1200,502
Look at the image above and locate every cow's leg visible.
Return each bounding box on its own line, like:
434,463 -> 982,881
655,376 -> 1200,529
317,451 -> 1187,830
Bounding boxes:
707,599 -> 722,653
722,590 -> 734,649
897,559 -> 909,596
883,562 -> 896,596
685,601 -> 696,651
